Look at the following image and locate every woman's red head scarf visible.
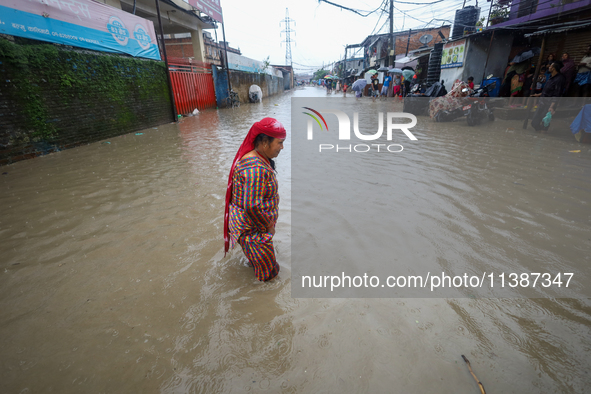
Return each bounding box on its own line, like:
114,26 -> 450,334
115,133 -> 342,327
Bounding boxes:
224,117 -> 287,255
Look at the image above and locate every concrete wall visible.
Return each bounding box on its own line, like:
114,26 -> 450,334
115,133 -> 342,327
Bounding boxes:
461,33 -> 513,86
0,36 -> 173,165
228,71 -> 284,104
283,71 -> 291,90
440,33 -> 513,91
227,52 -> 283,77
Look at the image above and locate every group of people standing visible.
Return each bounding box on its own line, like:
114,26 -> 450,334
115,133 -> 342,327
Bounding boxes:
322,79 -> 348,95
497,44 -> 591,131
501,45 -> 591,101
353,72 -> 407,100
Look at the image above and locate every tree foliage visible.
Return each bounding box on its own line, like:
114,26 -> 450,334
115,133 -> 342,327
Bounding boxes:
313,69 -> 329,80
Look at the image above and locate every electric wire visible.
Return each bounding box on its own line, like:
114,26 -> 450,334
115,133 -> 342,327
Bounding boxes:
318,0 -> 387,17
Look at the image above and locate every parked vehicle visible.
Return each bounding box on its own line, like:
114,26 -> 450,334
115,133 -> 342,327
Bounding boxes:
465,81 -> 496,126
434,82 -> 496,126
249,85 -> 262,103
226,89 -> 240,108
403,82 -> 447,116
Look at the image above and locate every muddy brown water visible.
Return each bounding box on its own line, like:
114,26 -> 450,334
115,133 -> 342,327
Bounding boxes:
1,87 -> 590,393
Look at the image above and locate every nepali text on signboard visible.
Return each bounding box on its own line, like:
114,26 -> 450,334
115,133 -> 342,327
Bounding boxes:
0,0 -> 160,61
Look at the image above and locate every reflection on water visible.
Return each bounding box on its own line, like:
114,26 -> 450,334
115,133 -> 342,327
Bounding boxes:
0,87 -> 589,393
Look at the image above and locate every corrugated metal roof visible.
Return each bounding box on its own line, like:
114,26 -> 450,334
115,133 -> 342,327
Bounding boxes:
396,52 -> 430,64
524,22 -> 591,37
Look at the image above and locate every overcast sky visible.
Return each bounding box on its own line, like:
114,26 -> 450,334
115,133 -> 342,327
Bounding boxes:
218,0 -> 492,74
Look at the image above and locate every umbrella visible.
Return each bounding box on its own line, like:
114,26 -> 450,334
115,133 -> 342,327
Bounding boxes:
377,66 -> 389,72
511,47 -> 541,64
366,69 -> 378,75
351,79 -> 368,92
388,67 -> 403,74
401,66 -> 414,71
402,69 -> 415,80
324,75 -> 333,79
570,104 -> 591,134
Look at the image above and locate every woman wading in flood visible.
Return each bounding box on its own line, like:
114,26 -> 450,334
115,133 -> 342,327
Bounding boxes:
224,118 -> 286,281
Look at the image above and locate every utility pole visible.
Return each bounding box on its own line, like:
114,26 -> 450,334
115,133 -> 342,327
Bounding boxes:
221,21 -> 231,92
389,0 -> 395,67
154,0 -> 177,121
343,46 -> 348,79
280,8 -> 295,67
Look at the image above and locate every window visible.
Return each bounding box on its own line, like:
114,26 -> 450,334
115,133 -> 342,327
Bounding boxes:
517,0 -> 538,17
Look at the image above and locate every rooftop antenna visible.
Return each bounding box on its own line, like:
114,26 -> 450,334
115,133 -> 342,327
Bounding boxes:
419,34 -> 433,47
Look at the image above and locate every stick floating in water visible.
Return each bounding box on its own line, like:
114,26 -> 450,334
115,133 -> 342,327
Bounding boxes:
461,355 -> 486,394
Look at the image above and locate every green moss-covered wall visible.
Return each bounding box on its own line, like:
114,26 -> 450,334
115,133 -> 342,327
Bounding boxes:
0,36 -> 173,165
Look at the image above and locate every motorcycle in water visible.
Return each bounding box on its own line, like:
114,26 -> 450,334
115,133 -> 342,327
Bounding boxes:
403,82 -> 447,116
434,81 -> 496,125
465,81 -> 496,126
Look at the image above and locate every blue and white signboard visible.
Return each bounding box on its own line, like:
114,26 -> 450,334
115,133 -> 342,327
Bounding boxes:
0,0 -> 161,60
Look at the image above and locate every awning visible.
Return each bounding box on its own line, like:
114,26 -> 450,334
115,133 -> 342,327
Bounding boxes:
524,21 -> 591,37
395,52 -> 430,64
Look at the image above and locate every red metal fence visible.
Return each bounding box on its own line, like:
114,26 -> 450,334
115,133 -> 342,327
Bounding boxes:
168,58 -> 217,114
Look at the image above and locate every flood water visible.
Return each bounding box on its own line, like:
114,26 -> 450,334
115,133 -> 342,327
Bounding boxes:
1,87 -> 590,393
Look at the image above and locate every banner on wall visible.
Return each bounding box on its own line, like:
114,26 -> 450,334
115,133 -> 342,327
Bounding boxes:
187,0 -> 223,23
0,0 -> 161,60
441,39 -> 466,69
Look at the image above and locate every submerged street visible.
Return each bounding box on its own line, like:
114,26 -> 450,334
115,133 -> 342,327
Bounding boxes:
1,87 -> 591,393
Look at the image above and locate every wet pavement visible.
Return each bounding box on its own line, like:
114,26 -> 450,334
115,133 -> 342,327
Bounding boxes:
1,87 -> 590,393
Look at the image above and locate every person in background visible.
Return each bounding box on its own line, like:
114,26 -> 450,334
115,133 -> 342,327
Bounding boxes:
575,44 -> 591,99
355,76 -> 363,99
561,52 -> 576,96
536,65 -> 547,94
371,75 -> 379,101
530,65 -> 547,110
522,65 -> 536,99
467,76 -> 474,90
381,73 -> 392,99
402,76 -> 411,97
544,53 -> 556,69
500,60 -> 529,98
393,75 -> 401,97
439,80 -> 447,96
530,61 -> 565,132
